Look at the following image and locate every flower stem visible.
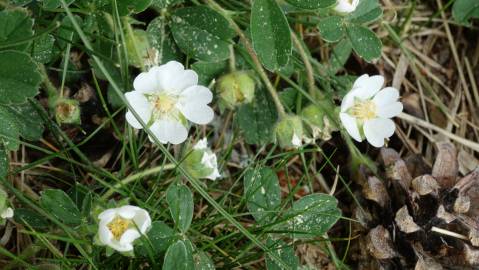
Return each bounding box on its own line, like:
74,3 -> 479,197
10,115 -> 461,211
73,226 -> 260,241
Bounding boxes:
101,164 -> 176,200
205,0 -> 286,117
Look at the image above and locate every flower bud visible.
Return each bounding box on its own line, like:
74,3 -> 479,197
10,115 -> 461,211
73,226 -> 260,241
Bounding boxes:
275,115 -> 303,149
55,98 -> 81,125
216,71 -> 255,109
184,139 -> 221,180
301,104 -> 337,141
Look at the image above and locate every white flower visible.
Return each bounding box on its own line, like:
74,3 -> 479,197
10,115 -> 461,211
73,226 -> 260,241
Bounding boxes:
125,61 -> 214,145
194,138 -> 221,180
334,0 -> 360,14
1,207 -> 13,219
339,74 -> 403,148
292,133 -> 302,147
98,205 -> 151,252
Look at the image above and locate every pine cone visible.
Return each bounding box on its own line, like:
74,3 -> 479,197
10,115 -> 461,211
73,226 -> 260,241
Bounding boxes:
352,142 -> 479,269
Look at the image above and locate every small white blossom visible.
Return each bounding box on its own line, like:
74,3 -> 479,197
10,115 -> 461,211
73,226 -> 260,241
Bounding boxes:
291,133 -> 302,147
194,138 -> 221,180
334,0 -> 360,14
340,74 -> 403,148
1,207 -> 13,219
98,205 -> 151,252
125,61 -> 214,145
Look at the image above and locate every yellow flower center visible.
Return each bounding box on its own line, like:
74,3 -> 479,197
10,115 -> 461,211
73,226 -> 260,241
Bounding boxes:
152,93 -> 177,114
351,99 -> 377,121
107,216 -> 131,240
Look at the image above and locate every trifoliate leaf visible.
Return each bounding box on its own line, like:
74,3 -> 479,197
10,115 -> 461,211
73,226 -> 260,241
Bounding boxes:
166,184 -> 194,233
244,167 -> 281,225
251,0 -> 292,71
171,6 -> 235,62
137,221 -> 178,257
163,240 -> 195,270
265,238 -> 299,270
318,16 -> 344,43
347,25 -> 382,62
40,189 -> 82,226
347,0 -> 382,24
0,9 -> 34,51
147,16 -> 183,63
14,208 -> 49,229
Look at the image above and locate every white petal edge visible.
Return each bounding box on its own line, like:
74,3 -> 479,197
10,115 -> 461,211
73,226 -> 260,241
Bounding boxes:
98,209 -> 116,222
125,91 -> 152,129
133,67 -> 162,93
119,229 -> 141,245
376,102 -> 403,118
157,61 -> 198,94
340,113 -> 362,142
179,104 -> 214,125
149,119 -> 188,145
351,74 -> 384,99
179,85 -> 213,106
117,205 -> 139,219
373,87 -> 400,107
1,207 -> 13,219
363,118 -> 396,148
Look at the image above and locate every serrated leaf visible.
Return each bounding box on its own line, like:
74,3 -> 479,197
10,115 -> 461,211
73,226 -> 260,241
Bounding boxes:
147,16 -> 183,63
194,251 -> 215,270
280,193 -> 341,238
236,88 -> 278,145
0,9 -> 33,51
31,34 -> 55,64
0,146 -> 7,178
3,101 -> 44,141
244,167 -> 281,225
0,107 -> 20,151
329,39 -> 352,74
163,240 -> 195,270
0,50 -> 41,105
40,189 -> 82,226
347,25 -> 382,62
137,221 -> 177,256
171,6 -> 234,62
347,0 -> 382,24
265,238 -> 299,270
14,208 -> 49,229
251,0 -> 292,71
166,184 -> 194,233
452,0 -> 479,25
285,0 -> 335,10
318,16 -> 344,42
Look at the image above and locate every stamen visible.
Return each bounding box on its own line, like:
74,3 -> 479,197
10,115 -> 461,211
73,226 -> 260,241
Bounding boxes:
107,216 -> 131,240
351,99 -> 377,121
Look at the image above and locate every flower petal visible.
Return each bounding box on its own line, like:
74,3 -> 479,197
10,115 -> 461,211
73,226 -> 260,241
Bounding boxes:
119,229 -> 141,245
363,118 -> 396,148
1,208 -> 13,219
351,74 -> 384,100
108,241 -> 133,252
373,87 -> 400,106
340,113 -> 362,142
125,91 -> 152,129
181,105 -> 214,125
133,66 -> 162,93
377,102 -> 403,118
98,209 -> 116,222
157,61 -> 198,94
334,0 -> 358,13
179,85 -> 213,106
133,209 -> 152,234
98,222 -> 113,245
117,205 -> 139,219
149,119 -> 188,145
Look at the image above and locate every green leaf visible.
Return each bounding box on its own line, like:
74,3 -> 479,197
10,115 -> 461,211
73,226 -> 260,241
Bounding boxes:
163,240 -> 195,270
452,0 -> 479,25
329,39 -> 352,74
166,184 -> 194,233
194,251 -> 216,270
236,88 -> 278,145
280,193 -> 341,238
279,88 -> 297,111
147,16 -> 183,63
3,101 -> 44,141
152,0 -> 184,9
192,61 -> 228,86
265,238 -> 299,270
112,0 -> 152,15
14,208 -> 49,229
40,189 -> 82,226
0,9 -> 33,51
284,0 -> 335,10
347,0 -> 382,24
0,107 -> 20,151
43,0 -> 75,9
0,51 -> 41,105
0,145 -> 7,178
318,16 -> 344,42
137,221 -> 177,256
171,6 -> 235,62
244,167 -> 281,225
347,25 -> 382,62
31,34 -> 55,64
251,0 -> 292,71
